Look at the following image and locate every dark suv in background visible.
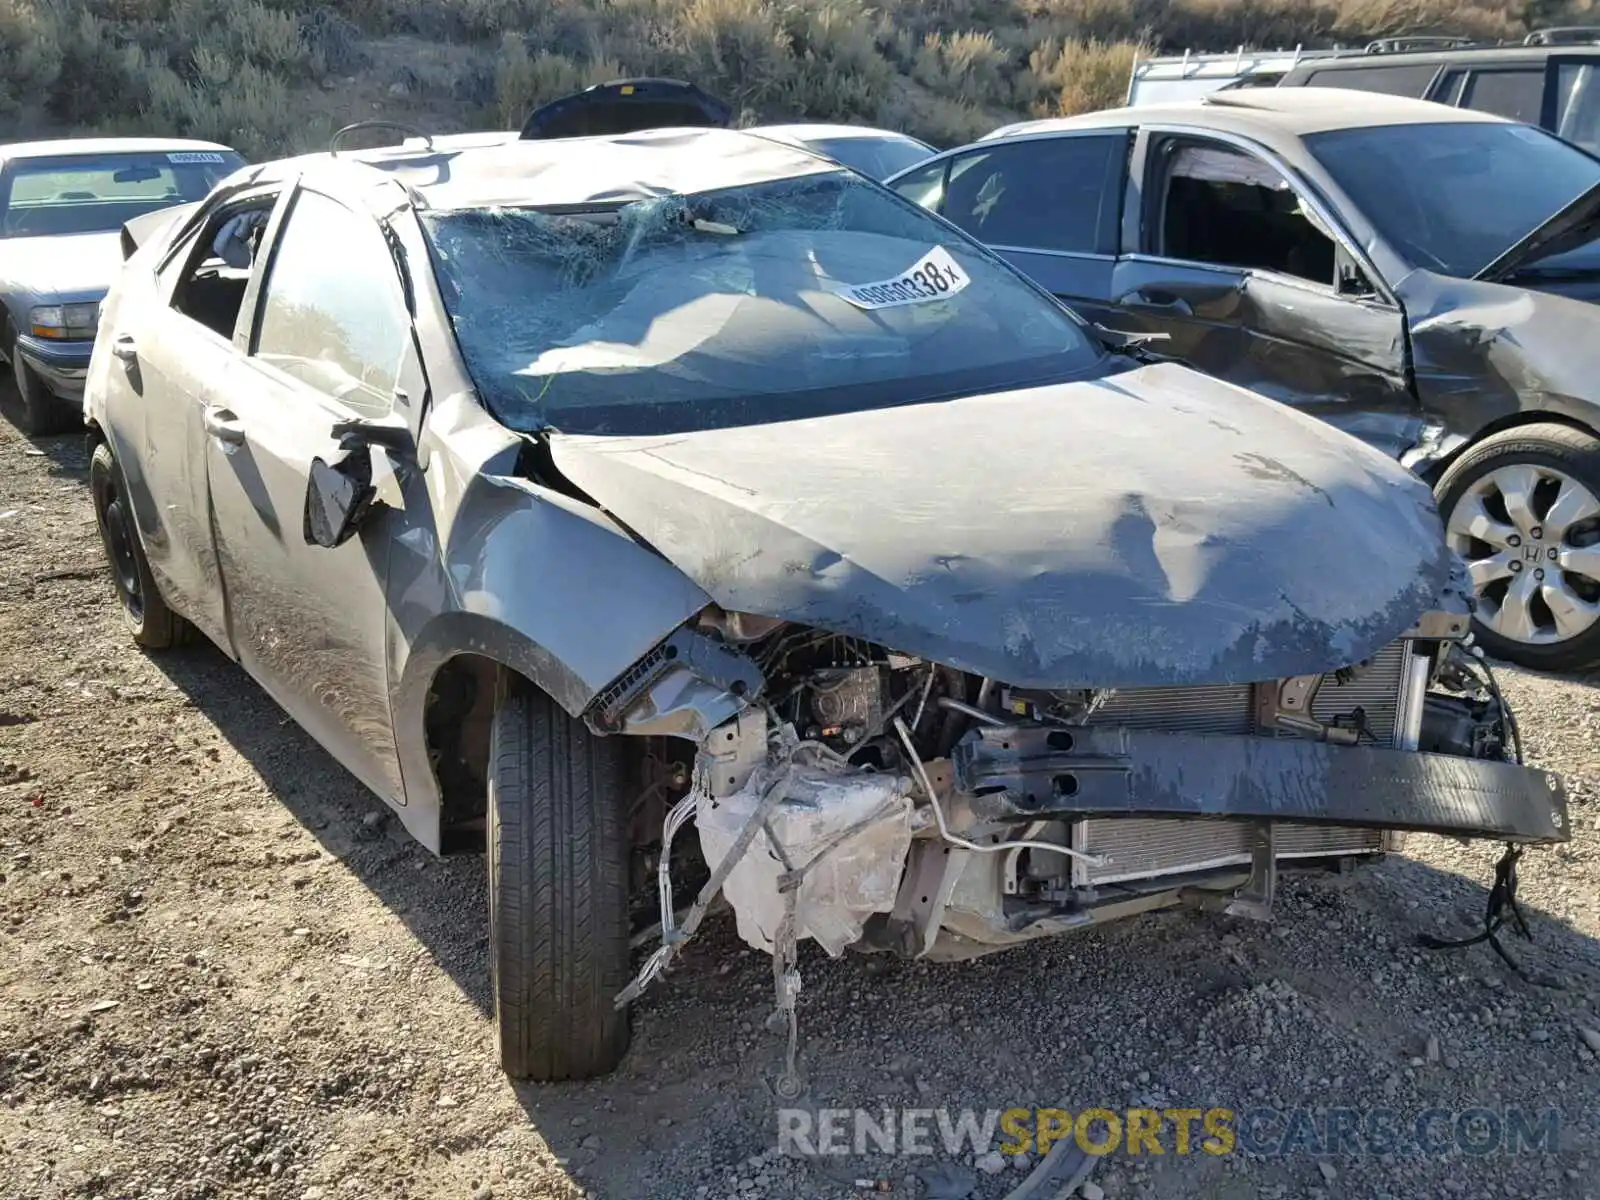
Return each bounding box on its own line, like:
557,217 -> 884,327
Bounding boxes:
1277,36 -> 1600,153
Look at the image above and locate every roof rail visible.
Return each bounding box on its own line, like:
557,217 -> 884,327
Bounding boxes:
329,121 -> 433,156
1524,26 -> 1600,45
1364,35 -> 1478,54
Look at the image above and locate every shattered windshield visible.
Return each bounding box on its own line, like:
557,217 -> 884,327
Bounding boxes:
419,171 -> 1103,435
1306,122 -> 1600,278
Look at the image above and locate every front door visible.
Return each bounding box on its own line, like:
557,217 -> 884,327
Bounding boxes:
205,186 -> 421,802
1110,133 -> 1417,456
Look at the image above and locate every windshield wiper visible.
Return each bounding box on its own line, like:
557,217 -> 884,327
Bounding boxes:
1092,324 -> 1171,362
1478,179 -> 1600,282
1502,262 -> 1600,281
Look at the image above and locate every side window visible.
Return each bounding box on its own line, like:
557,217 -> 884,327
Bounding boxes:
166,197 -> 278,341
1556,61 -> 1600,153
1150,139 -> 1336,286
253,190 -> 409,417
1460,68 -> 1545,124
1301,64 -> 1439,97
939,135 -> 1120,255
889,159 -> 948,214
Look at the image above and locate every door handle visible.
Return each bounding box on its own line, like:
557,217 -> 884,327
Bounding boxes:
1119,289 -> 1193,316
111,335 -> 137,363
203,405 -> 246,447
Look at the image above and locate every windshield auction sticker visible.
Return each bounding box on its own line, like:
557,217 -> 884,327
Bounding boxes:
167,152 -> 228,164
833,246 -> 970,310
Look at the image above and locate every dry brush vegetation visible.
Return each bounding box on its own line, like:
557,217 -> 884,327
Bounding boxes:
0,0 -> 1593,156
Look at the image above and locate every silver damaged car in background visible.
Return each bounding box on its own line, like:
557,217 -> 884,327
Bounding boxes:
83,127 -> 1568,1087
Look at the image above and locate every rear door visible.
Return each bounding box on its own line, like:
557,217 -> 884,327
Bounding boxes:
97,189 -> 286,651
1109,131 -> 1416,453
886,130 -> 1129,324
204,185 -> 424,801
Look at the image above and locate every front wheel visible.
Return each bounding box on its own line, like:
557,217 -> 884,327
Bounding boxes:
488,682 -> 632,1081
1436,422 -> 1600,671
90,443 -> 189,649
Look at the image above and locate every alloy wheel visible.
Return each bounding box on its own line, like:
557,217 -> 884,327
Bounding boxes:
1445,463 -> 1600,646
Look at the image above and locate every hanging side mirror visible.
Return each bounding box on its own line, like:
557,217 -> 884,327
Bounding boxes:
303,452 -> 376,548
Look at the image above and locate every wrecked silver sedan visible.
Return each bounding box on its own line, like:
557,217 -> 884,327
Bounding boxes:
83,127 -> 1568,1085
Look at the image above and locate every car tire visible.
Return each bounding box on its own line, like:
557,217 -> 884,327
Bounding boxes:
90,443 -> 190,649
487,681 -> 632,1082
7,335 -> 77,437
1436,422 -> 1600,671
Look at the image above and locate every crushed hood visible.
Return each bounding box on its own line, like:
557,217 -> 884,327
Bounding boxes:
548,363 -> 1454,689
0,231 -> 121,301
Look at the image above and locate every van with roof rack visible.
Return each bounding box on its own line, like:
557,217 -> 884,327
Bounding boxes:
1275,38 -> 1600,152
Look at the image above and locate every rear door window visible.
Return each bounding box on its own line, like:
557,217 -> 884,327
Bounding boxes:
1459,67 -> 1546,123
937,135 -> 1123,255
1301,64 -> 1440,97
251,189 -> 410,417
888,159 -> 948,214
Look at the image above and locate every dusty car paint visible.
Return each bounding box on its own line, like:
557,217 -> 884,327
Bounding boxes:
549,362 -> 1453,689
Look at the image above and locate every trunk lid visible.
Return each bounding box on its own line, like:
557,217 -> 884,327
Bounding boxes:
518,79 -> 732,141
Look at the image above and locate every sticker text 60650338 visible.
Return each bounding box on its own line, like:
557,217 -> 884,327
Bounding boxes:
833,246 -> 970,311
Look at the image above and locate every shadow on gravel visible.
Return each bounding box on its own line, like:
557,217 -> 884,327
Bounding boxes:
146,635 -> 497,1018
0,390 -> 94,480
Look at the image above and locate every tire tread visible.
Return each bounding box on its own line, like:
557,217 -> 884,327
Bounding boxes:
489,685 -> 630,1082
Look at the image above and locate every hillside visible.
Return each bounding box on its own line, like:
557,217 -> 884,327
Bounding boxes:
0,0 -> 1592,156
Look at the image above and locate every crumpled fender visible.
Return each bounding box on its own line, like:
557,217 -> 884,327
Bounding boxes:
1399,269 -> 1600,456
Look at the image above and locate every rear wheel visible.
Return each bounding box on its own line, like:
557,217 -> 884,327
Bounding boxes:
488,681 -> 632,1081
90,443 -> 188,649
1436,422 -> 1600,671
7,334 -> 77,437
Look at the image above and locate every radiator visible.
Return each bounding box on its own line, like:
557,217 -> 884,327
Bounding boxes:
1070,641 -> 1421,887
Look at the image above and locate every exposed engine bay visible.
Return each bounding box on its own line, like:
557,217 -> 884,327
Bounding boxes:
596,600 -> 1560,958
582,580 -> 1570,1096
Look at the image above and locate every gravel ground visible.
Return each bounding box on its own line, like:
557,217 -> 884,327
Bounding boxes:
1,411 -> 1598,1200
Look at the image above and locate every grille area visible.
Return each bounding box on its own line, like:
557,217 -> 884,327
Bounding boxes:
1298,640 -> 1407,747
1071,642 -> 1408,886
1090,684 -> 1254,735
1077,819 -> 1385,886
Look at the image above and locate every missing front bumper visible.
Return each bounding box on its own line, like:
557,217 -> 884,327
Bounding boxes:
953,724 -> 1569,845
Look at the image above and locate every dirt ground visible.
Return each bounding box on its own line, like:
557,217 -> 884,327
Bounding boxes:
1,408 -> 1598,1200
